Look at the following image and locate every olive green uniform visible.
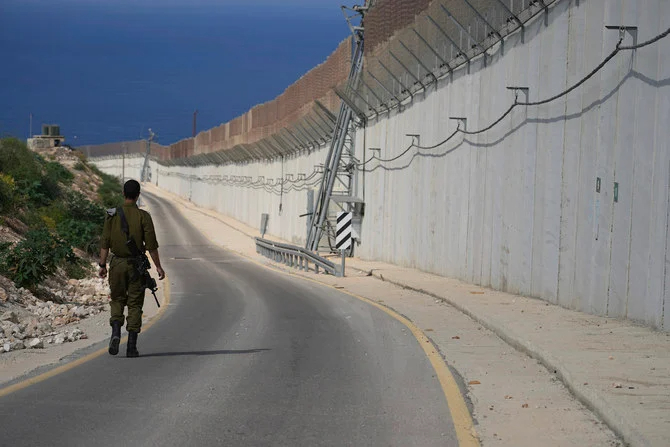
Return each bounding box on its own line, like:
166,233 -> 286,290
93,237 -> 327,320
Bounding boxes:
101,203 -> 159,333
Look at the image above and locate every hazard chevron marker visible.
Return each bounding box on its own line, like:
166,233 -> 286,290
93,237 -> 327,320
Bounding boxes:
336,212 -> 352,250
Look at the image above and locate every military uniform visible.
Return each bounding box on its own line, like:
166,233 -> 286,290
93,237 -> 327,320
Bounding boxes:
101,203 -> 159,333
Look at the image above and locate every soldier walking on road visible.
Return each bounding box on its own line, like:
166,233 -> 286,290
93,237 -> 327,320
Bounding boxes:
98,180 -> 165,358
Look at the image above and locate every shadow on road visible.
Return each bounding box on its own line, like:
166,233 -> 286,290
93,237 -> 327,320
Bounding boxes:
140,349 -> 271,358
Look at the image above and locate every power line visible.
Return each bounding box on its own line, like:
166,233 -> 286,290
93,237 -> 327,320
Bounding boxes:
354,26 -> 670,173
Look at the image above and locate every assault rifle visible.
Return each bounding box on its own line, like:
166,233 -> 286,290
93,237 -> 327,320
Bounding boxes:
127,243 -> 160,308
118,208 -> 160,308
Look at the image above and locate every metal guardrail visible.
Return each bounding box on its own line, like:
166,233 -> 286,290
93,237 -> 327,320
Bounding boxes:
255,237 -> 342,277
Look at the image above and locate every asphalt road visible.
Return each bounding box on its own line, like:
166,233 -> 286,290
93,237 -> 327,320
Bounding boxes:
0,192 -> 457,446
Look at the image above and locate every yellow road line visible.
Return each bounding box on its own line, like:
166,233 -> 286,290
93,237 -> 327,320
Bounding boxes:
271,268 -> 480,447
143,187 -> 479,446
0,276 -> 171,398
171,207 -> 480,445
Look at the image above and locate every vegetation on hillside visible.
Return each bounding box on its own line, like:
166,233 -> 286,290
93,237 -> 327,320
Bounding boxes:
0,138 -> 122,288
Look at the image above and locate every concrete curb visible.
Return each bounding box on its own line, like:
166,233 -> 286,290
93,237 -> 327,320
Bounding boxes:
358,269 -> 648,447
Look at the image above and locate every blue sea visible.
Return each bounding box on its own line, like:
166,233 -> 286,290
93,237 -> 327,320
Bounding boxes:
0,0 -> 353,146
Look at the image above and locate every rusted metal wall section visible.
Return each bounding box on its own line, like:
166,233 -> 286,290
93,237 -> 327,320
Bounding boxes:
85,37 -> 351,163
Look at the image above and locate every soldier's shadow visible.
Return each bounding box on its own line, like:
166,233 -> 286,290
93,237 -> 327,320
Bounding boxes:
139,349 -> 270,358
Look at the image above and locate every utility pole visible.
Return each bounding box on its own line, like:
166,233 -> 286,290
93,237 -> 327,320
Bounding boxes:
122,142 -> 127,182
29,113 -> 32,139
192,109 -> 198,138
140,129 -> 155,183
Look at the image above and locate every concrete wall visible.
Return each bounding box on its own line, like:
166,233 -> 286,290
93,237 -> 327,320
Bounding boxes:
93,148 -> 328,246
357,0 -> 670,329
93,0 -> 670,330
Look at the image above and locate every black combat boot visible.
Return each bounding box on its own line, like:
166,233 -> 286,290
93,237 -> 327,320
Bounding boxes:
108,321 -> 122,355
126,331 -> 140,358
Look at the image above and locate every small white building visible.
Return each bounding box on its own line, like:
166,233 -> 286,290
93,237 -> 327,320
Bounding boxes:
27,124 -> 66,151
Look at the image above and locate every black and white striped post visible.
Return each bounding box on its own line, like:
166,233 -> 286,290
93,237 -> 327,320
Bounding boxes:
336,211 -> 352,277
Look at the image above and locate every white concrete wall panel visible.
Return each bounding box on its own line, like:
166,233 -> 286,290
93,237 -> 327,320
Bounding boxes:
356,0 -> 669,329
658,1 -> 670,331
93,0 -> 670,330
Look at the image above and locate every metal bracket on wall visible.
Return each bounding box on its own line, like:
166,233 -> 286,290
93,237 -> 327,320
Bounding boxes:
406,134 -> 420,147
605,25 -> 638,46
507,86 -> 530,103
606,26 -> 638,66
449,117 -> 467,131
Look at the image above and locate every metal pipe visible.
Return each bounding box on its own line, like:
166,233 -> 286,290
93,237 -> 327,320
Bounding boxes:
314,100 -> 337,123
460,0 -> 502,40
389,49 -> 425,88
425,14 -> 469,62
437,3 -> 485,53
490,0 -> 523,27
378,60 -> 413,98
366,69 -> 403,104
398,39 -> 438,83
305,114 -> 330,139
359,77 -> 389,113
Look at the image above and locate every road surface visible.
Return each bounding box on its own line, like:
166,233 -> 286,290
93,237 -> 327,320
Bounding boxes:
0,192 -> 459,446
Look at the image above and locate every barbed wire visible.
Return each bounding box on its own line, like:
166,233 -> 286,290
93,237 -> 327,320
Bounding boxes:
154,167 -> 323,196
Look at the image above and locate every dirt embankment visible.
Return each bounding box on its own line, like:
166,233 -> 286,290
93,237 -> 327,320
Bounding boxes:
0,146 -> 113,356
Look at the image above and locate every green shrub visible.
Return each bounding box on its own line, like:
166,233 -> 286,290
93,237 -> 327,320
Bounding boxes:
0,138 -> 42,185
88,164 -> 104,177
39,202 -> 68,225
57,219 -> 101,254
15,176 -> 61,207
0,174 -> 16,212
97,172 -> 123,208
0,229 -> 76,288
63,191 -> 105,223
45,161 -> 74,185
40,215 -> 57,230
74,161 -> 86,171
63,258 -> 91,280
57,191 -> 105,254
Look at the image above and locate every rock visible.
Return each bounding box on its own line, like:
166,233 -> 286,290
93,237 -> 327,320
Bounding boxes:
0,311 -> 19,324
54,334 -> 65,344
52,317 -> 67,327
24,320 -> 39,337
68,279 -> 78,286
0,288 -> 7,302
73,307 -> 88,317
3,342 -> 9,352
10,340 -> 25,350
37,321 -> 53,334
83,287 -> 96,296
26,338 -> 43,349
